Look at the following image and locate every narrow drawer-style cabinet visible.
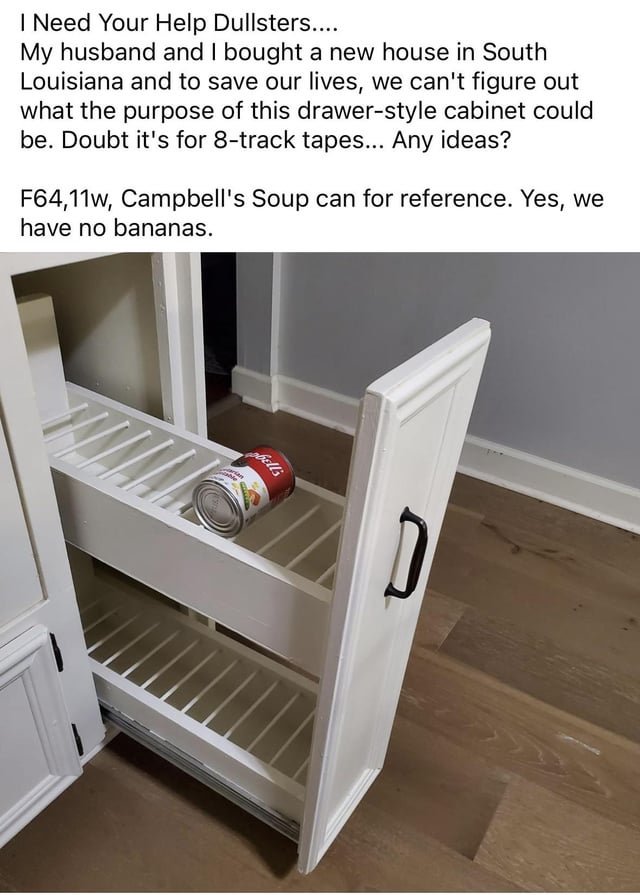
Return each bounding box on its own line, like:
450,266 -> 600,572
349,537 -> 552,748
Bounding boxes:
0,253 -> 490,872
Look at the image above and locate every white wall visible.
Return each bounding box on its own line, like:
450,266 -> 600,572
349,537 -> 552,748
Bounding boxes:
238,253 -> 640,491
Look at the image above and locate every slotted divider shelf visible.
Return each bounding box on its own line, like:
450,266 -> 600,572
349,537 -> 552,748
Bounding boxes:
45,384 -> 345,676
75,566 -> 318,831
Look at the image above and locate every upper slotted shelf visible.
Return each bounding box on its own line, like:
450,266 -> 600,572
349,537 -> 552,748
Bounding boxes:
44,384 -> 343,587
43,384 -> 345,676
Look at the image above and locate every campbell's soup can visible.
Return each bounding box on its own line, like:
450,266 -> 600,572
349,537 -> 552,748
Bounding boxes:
192,445 -> 295,537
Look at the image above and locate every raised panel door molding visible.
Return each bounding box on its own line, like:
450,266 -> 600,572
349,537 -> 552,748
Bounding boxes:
0,625 -> 81,848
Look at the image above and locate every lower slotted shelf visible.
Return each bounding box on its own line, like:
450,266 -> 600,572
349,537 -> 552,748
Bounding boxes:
78,571 -> 317,830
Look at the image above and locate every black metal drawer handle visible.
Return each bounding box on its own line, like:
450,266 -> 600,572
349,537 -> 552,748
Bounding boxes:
384,507 -> 429,599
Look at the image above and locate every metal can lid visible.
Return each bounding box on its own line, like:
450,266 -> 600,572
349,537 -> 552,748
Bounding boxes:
193,480 -> 243,536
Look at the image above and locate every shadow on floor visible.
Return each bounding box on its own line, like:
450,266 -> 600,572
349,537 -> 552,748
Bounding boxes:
107,734 -> 299,880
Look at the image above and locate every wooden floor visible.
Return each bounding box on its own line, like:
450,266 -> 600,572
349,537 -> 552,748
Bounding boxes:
2,401 -> 640,892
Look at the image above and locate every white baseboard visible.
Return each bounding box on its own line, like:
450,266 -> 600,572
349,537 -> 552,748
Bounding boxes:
459,436 -> 640,534
232,368 -> 640,534
232,366 -> 359,434
278,376 -> 359,434
231,366 -> 277,413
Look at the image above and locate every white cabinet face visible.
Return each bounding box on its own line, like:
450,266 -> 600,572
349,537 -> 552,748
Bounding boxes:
0,420 -> 43,628
0,626 -> 81,848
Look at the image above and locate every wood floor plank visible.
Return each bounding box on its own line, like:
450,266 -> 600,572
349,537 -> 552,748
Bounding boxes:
416,591 -> 467,650
475,777 -> 640,891
0,869 -> 14,893
399,648 -> 640,833
441,505 -> 640,615
366,715 -> 510,859
429,529 -> 640,681
451,473 -> 640,578
441,605 -> 640,742
0,734 -> 515,893
0,737 -> 288,893
288,802 -> 519,893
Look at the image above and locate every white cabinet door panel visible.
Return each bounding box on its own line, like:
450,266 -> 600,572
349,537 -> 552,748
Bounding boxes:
0,421 -> 42,628
0,273 -> 104,849
299,319 -> 490,872
0,626 -> 81,847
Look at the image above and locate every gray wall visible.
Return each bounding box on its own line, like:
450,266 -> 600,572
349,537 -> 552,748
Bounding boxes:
258,253 -> 639,489
236,253 -> 274,375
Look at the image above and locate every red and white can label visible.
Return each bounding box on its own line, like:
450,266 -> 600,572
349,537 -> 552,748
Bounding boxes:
234,447 -> 294,499
193,445 -> 295,535
227,445 -> 295,519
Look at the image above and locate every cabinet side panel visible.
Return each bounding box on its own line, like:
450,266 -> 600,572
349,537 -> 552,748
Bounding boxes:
12,254 -> 163,419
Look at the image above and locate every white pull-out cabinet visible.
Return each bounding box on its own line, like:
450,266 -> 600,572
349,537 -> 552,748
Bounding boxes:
0,254 -> 490,873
